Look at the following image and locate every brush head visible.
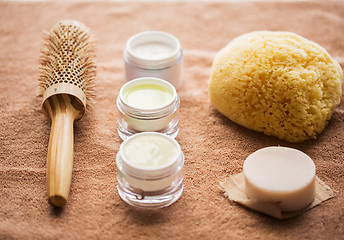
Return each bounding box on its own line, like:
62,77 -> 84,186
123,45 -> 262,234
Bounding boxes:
38,19 -> 96,119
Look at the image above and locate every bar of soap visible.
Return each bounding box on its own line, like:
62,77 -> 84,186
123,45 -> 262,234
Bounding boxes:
243,147 -> 316,212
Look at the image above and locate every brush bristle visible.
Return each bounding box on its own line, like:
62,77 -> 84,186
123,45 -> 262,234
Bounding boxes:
38,19 -> 96,102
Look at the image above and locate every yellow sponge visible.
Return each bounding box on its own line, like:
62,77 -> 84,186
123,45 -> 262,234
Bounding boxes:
209,31 -> 342,142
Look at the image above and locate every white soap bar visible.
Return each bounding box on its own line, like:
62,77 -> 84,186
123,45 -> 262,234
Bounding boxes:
243,146 -> 316,212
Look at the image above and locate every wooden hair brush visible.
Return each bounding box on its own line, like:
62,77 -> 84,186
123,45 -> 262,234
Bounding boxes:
38,20 -> 96,207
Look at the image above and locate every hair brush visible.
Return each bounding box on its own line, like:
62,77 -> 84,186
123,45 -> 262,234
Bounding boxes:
38,20 -> 96,207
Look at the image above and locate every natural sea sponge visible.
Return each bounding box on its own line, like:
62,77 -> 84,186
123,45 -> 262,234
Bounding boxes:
209,31 -> 342,142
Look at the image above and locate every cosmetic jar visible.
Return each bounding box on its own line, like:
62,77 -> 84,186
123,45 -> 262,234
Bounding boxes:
116,77 -> 180,140
124,31 -> 183,89
116,132 -> 184,208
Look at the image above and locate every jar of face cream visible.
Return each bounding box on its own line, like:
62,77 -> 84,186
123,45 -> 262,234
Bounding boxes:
116,132 -> 184,208
116,77 -> 180,140
124,31 -> 183,89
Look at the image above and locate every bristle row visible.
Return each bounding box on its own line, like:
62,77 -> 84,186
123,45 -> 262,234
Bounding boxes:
38,20 -> 96,102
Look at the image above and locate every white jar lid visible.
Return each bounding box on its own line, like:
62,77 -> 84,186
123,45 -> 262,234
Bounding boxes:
125,31 -> 181,69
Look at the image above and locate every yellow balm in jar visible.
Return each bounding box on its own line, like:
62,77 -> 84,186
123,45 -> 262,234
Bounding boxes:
116,132 -> 184,208
117,77 -> 180,140
123,83 -> 173,110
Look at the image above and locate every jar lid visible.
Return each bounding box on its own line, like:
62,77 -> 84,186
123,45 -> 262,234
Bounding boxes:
125,31 -> 181,69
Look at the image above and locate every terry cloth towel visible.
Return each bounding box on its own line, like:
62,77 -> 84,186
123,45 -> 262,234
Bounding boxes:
1,1 -> 344,239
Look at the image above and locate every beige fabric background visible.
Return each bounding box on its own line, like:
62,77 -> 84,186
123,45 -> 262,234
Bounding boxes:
1,1 -> 343,239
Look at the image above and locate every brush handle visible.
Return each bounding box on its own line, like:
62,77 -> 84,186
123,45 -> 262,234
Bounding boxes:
44,94 -> 84,207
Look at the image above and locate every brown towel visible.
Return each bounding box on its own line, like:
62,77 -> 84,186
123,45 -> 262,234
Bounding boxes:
0,1 -> 343,239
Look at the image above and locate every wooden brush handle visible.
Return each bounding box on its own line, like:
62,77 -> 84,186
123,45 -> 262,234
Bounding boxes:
43,94 -> 84,207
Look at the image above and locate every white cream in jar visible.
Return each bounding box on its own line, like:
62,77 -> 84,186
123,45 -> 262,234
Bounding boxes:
116,132 -> 184,208
116,77 -> 180,140
124,31 -> 183,89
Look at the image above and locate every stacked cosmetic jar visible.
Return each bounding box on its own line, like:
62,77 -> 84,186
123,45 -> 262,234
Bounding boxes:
116,31 -> 184,208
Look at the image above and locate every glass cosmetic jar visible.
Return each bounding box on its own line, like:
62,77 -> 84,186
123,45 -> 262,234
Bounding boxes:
116,132 -> 184,208
116,77 -> 180,140
124,31 -> 183,89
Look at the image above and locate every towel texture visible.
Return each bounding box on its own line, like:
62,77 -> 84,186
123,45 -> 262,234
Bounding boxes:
0,1 -> 343,239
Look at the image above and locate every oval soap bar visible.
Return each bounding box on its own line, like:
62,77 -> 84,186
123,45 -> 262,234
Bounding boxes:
243,146 -> 316,212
